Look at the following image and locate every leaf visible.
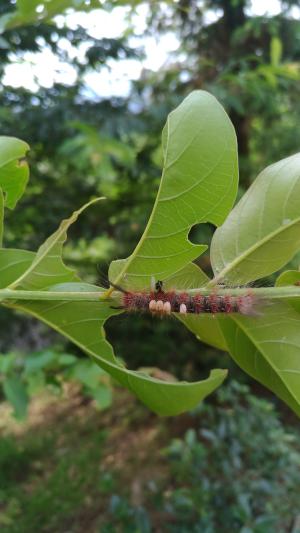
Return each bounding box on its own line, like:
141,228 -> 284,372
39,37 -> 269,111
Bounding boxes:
110,90 -> 238,290
70,360 -> 106,390
270,36 -> 282,67
0,136 -> 29,210
0,189 -> 4,247
8,198 -> 102,290
91,385 -> 112,410
24,350 -> 57,374
0,249 -> 34,289
2,375 -> 29,419
219,302 -> 300,417
276,270 -> 300,312
276,270 -> 300,287
0,242 -> 226,416
8,282 -> 227,416
211,153 -> 300,285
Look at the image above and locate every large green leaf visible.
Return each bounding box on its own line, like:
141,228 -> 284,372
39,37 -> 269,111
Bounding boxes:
8,199 -> 101,290
110,90 -> 238,291
0,136 -> 29,210
219,302 -> 300,417
8,282 -> 227,416
211,153 -> 300,285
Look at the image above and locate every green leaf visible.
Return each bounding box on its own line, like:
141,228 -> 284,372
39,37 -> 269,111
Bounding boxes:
24,350 -> 57,374
211,153 -> 300,285
70,359 -> 106,390
110,90 -> 238,290
7,282 -> 227,416
276,270 -> 300,312
58,353 -> 77,366
0,249 -> 34,289
270,36 -> 282,67
0,189 -> 3,246
219,303 -> 300,417
276,270 -> 300,287
2,375 -> 28,419
0,136 -> 29,209
0,353 -> 17,374
91,385 -> 112,410
8,198 -> 102,290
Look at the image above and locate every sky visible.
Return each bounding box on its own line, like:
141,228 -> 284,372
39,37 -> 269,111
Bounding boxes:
2,0 -> 298,98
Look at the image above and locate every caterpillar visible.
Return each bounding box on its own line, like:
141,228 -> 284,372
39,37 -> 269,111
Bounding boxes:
110,280 -> 257,317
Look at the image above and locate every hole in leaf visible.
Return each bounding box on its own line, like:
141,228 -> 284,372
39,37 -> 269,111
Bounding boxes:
105,312 -> 227,381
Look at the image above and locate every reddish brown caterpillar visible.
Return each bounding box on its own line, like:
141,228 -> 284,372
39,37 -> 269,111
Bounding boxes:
110,280 -> 256,317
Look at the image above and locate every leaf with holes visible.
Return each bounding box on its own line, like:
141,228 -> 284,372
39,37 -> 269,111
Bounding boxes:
109,90 -> 238,290
8,198 -> 102,291
7,282 -> 227,416
0,249 -> 34,290
0,204 -> 227,415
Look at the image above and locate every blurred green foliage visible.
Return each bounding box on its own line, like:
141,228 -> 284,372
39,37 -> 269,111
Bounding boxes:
1,381 -> 299,532
0,349 -> 112,418
161,382 -> 300,532
102,383 -> 300,533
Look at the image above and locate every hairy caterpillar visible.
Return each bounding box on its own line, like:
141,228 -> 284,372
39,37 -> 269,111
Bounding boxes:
110,280 -> 257,317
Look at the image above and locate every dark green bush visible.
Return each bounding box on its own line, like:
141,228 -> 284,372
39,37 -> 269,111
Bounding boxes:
103,382 -> 300,533
161,382 -> 300,532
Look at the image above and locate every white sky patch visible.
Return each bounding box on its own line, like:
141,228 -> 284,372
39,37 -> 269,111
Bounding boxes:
3,48 -> 77,91
246,0 -> 282,16
2,1 -> 296,97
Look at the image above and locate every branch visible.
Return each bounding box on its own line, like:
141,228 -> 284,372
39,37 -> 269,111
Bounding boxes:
0,286 -> 300,303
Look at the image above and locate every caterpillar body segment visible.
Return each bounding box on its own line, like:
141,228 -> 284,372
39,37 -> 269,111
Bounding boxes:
111,280 -> 258,317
